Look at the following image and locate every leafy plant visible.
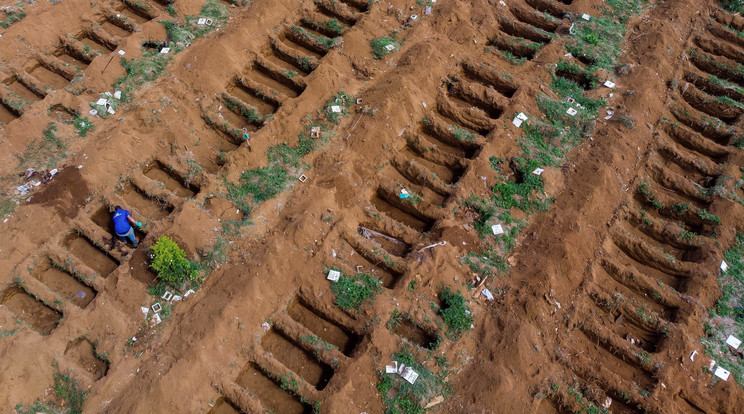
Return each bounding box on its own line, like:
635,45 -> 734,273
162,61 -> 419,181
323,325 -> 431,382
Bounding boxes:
149,235 -> 198,287
439,287 -> 473,338
73,116 -> 94,137
370,36 -> 399,59
331,272 -> 382,310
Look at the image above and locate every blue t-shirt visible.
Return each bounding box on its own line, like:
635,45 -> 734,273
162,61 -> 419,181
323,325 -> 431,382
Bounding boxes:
113,209 -> 131,234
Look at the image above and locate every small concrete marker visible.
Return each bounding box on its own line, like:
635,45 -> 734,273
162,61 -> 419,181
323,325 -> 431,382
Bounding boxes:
721,260 -> 728,272
566,97 -> 575,104
709,360 -> 717,370
118,49 -> 126,55
726,335 -> 741,349
96,98 -> 108,106
385,361 -> 398,373
197,17 -> 207,24
566,107 -> 578,116
311,126 -> 321,138
491,224 -> 504,235
330,105 -> 342,113
114,90 -> 122,99
581,13 -> 591,20
481,288 -> 494,301
89,109 -> 98,116
715,366 -> 731,381
152,303 -> 162,313
298,174 -> 307,182
184,289 -> 195,297
605,110 -> 614,120
327,269 -> 341,282
400,366 -> 419,384
162,291 -> 173,301
532,167 -> 544,176
604,80 -> 616,88
689,350 -> 697,361
171,295 -> 182,302
385,44 -> 396,51
356,265 -> 363,273
141,306 -> 149,315
160,47 -> 170,54
151,313 -> 162,325
512,112 -> 528,127
410,14 -> 418,20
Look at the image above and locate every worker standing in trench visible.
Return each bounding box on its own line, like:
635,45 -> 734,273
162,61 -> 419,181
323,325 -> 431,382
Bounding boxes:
113,205 -> 141,247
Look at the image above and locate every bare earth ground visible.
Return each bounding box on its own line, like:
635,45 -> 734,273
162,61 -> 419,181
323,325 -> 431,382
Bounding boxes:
1,0 -> 744,412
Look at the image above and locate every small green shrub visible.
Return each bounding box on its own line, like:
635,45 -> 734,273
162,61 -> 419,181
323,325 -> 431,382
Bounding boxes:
331,272 -> 382,310
370,37 -> 399,59
53,371 -> 88,414
73,116 -> 94,137
149,235 -> 198,286
439,287 -> 473,338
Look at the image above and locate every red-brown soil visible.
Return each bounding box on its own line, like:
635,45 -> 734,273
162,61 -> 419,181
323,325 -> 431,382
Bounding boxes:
1,0 -> 744,412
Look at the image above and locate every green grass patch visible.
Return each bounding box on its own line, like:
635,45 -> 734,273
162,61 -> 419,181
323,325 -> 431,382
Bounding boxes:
331,272 -> 382,310
16,370 -> 88,414
17,122 -> 68,169
377,347 -> 453,414
439,287 -> 473,338
73,116 -> 94,137
701,233 -> 744,388
370,36 -> 400,59
0,4 -> 26,29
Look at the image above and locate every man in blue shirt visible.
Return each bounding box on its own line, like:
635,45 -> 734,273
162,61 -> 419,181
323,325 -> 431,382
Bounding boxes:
113,205 -> 141,246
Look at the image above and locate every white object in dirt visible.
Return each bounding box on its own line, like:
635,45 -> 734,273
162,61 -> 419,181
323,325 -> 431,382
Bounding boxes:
581,13 -> 591,20
197,17 -> 207,25
566,108 -> 578,116
118,49 -> 126,55
410,14 -> 418,20
356,98 -> 362,104
605,110 -> 614,120
604,80 -> 616,88
690,350 -> 698,361
261,322 -> 270,331
726,335 -> 741,349
141,306 -> 149,315
564,52 -> 573,58
491,224 -> 504,235
512,112 -> 528,127
385,44 -> 396,51
709,360 -> 717,370
49,168 -> 58,177
89,109 -> 98,116
566,97 -> 575,104
721,260 -> 729,272
96,98 -> 108,106
185,289 -> 195,297
160,47 -> 170,54
114,90 -> 122,99
481,288 -> 494,301
162,291 -> 173,301
715,366 -> 731,381
151,313 -> 162,325
330,105 -> 342,113
107,106 -> 115,115
16,185 -> 31,195
356,265 -> 363,273
425,396 -> 445,409
151,303 -> 162,313
385,362 -> 398,373
327,269 -> 341,282
602,397 -> 612,408
425,5 -> 432,14
298,174 -> 307,182
171,295 -> 182,302
532,167 -> 544,176
311,126 -> 321,138
205,18 -> 213,25
400,366 -> 419,384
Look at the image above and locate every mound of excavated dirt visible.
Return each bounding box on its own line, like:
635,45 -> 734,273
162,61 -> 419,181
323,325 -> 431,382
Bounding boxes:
1,0 -> 744,412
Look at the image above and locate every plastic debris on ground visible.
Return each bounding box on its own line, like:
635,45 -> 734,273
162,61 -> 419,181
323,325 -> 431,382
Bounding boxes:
714,366 -> 731,381
491,224 -> 504,235
605,110 -> 614,120
481,288 -> 494,301
721,260 -> 728,272
399,189 -> 410,199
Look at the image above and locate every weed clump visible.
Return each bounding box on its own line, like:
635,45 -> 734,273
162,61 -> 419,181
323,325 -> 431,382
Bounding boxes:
370,37 -> 399,59
377,347 -> 452,414
439,287 -> 473,338
15,371 -> 88,414
73,116 -> 94,137
149,235 -> 198,287
331,271 -> 382,310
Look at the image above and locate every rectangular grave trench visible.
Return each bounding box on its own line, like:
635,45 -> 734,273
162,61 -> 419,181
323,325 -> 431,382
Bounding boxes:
28,63 -> 70,90
116,2 -> 153,24
5,77 -> 43,102
392,316 -> 440,350
65,338 -> 109,380
0,100 -> 19,124
245,61 -> 302,98
340,242 -> 401,289
372,188 -> 435,232
77,34 -> 114,53
100,18 -> 132,37
287,298 -> 361,357
120,183 -> 174,220
236,364 -> 314,414
0,286 -> 61,335
207,397 -> 241,414
90,205 -> 147,241
358,225 -> 411,258
143,161 -> 199,198
54,48 -> 90,70
261,328 -> 334,390
49,104 -> 78,124
577,329 -> 657,391
226,81 -> 278,116
34,258 -> 96,308
63,233 -> 120,277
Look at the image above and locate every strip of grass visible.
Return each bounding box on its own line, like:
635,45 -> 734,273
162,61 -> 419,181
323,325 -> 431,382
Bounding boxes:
377,347 -> 453,414
331,271 -> 382,310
